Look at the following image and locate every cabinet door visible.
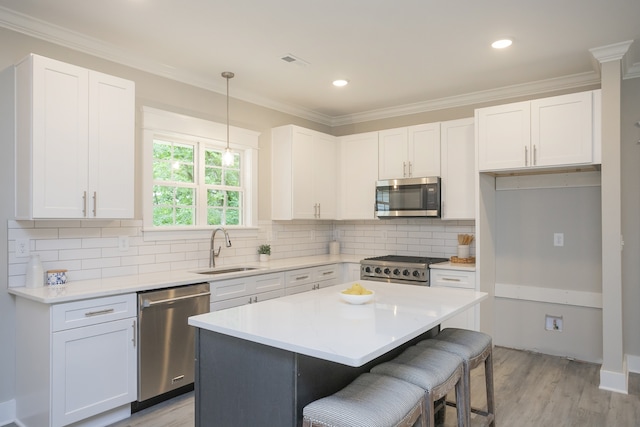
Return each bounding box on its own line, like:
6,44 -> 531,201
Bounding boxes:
314,132 -> 337,219
531,91 -> 593,167
89,71 -> 135,218
30,55 -> 89,218
52,318 -> 137,426
441,118 -> 475,220
408,123 -> 440,177
339,132 -> 378,219
291,127 -> 317,219
477,101 -> 531,171
378,127 -> 409,179
254,273 -> 285,293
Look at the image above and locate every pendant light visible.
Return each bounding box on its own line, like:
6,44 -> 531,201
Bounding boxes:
221,71 -> 235,166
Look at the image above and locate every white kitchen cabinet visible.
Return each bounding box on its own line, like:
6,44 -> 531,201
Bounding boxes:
338,132 -> 378,219
342,263 -> 362,282
477,91 -> 597,172
430,268 -> 478,330
440,118 -> 475,220
272,125 -> 337,220
210,272 -> 285,310
15,53 -> 135,219
15,294 -> 137,427
378,123 -> 440,179
285,265 -> 340,295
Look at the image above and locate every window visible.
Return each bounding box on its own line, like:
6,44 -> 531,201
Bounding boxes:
152,139 -> 244,227
142,107 -> 258,233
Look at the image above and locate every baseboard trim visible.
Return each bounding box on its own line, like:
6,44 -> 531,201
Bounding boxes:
599,359 -> 629,394
495,282 -> 602,308
0,399 -> 15,426
627,354 -> 640,374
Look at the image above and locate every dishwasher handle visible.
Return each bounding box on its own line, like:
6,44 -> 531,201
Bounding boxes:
142,291 -> 211,309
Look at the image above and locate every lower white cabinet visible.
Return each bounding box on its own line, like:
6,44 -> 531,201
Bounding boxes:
342,263 -> 361,282
430,268 -> 478,331
285,265 -> 340,295
210,272 -> 285,311
15,294 -> 137,427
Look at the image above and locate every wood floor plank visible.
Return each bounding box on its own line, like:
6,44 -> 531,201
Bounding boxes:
105,347 -> 640,427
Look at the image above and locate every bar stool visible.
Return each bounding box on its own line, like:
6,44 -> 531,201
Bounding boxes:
302,373 -> 427,427
370,346 -> 467,427
418,328 -> 495,427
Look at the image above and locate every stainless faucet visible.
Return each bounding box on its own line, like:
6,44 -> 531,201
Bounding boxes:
209,227 -> 232,267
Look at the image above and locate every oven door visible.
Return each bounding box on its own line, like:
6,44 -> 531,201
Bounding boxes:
375,177 -> 441,217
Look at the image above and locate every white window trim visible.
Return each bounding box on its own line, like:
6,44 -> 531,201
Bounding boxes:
142,106 -> 260,240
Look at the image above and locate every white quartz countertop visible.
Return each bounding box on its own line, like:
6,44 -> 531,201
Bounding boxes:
188,280 -> 487,367
430,261 -> 476,271
8,254 -> 364,304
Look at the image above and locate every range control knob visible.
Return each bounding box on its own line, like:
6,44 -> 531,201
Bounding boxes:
375,267 -> 382,274
383,268 -> 391,275
412,270 -> 421,278
393,268 -> 401,275
403,269 -> 410,276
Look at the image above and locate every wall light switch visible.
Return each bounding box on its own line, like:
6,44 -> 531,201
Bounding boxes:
553,233 -> 564,247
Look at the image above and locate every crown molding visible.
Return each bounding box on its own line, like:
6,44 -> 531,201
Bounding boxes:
2,6 -> 636,128
330,72 -> 600,126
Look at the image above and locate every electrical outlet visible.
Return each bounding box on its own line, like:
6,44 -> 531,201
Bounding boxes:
118,236 -> 130,252
545,315 -> 563,331
16,239 -> 30,258
553,233 -> 564,247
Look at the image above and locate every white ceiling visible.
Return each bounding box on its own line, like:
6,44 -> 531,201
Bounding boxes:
0,0 -> 639,126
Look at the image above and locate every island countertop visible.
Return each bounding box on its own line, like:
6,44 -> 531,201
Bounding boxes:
188,280 -> 487,367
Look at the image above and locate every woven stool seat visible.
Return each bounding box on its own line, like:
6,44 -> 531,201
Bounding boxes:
302,373 -> 427,427
371,346 -> 466,427
418,328 -> 495,427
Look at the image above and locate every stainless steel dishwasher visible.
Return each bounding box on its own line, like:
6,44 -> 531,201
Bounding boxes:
136,283 -> 210,407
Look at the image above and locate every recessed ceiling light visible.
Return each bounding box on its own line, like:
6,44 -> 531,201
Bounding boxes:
491,38 -> 513,49
332,79 -> 349,87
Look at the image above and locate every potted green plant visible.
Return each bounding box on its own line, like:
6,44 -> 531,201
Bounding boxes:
258,244 -> 271,262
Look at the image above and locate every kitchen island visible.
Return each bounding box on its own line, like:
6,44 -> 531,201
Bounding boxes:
188,280 -> 487,427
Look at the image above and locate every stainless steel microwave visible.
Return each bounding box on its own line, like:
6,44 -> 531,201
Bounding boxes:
375,177 -> 441,218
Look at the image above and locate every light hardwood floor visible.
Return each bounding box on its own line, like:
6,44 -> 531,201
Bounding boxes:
105,346 -> 640,427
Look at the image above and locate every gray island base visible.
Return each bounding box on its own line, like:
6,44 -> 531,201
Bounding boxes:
194,327 -> 439,427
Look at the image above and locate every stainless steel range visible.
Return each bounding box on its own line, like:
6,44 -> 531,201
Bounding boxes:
360,255 -> 448,286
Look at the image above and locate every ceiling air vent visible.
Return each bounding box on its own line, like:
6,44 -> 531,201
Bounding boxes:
280,53 -> 310,67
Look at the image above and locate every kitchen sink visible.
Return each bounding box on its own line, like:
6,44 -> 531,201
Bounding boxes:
195,267 -> 260,275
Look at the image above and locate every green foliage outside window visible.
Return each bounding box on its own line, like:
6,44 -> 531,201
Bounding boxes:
152,139 -> 243,227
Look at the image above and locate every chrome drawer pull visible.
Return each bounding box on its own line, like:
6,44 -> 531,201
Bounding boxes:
322,271 -> 334,276
442,278 -> 461,282
84,308 -> 115,317
295,275 -> 310,281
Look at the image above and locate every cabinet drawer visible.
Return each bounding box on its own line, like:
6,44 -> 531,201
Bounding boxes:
254,273 -> 285,293
285,268 -> 315,286
430,270 -> 476,289
315,265 -> 339,282
211,277 -> 251,300
52,294 -> 136,332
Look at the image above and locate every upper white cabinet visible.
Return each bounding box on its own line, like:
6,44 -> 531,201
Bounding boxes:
378,123 -> 440,179
477,91 -> 599,172
440,118 -> 475,220
338,132 -> 378,220
272,125 -> 337,220
15,54 -> 135,219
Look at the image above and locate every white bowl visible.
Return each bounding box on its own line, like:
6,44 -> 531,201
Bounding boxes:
340,290 -> 375,305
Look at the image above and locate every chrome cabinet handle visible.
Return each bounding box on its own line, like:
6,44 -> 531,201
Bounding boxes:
92,191 -> 97,217
524,146 -> 528,167
408,161 -> 412,177
403,161 -> 407,177
533,145 -> 537,165
84,308 -> 115,317
295,275 -> 310,281
442,277 -> 461,282
318,203 -> 321,218
82,191 -> 87,217
322,271 -> 334,276
253,296 -> 258,303
132,320 -> 136,347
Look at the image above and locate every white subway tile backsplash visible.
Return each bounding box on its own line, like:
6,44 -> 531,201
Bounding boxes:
7,218 -> 475,288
